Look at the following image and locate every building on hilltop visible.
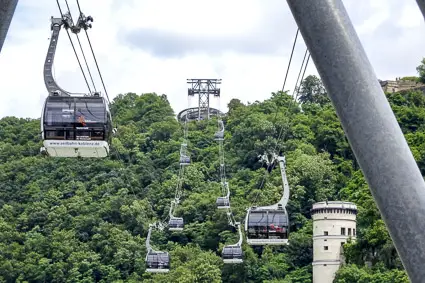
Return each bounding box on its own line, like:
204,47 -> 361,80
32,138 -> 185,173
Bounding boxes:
311,201 -> 357,283
379,77 -> 425,93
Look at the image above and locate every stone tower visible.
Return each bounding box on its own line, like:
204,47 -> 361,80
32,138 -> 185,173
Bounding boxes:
311,201 -> 357,283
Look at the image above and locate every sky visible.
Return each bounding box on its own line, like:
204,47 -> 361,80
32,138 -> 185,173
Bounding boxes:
0,0 -> 424,119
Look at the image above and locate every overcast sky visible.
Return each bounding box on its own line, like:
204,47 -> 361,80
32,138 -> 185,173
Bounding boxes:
0,0 -> 424,119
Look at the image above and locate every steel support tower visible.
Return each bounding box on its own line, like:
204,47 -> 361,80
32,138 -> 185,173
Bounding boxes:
286,0 -> 425,281
179,79 -> 222,122
0,0 -> 19,53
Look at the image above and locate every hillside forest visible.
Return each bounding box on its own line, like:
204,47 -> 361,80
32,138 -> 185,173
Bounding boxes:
2,61 -> 425,282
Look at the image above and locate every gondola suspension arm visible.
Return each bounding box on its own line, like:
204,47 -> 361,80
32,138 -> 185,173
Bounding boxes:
44,16 -> 72,96
256,153 -> 290,209
146,225 -> 153,253
169,199 -> 178,218
236,223 -> 243,246
146,222 -> 165,253
277,155 -> 290,208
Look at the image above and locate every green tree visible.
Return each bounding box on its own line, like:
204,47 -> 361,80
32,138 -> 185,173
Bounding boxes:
416,57 -> 425,83
298,75 -> 330,105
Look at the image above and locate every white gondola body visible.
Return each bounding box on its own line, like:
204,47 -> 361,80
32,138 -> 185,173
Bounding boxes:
169,227 -> 184,231
41,95 -> 112,158
246,238 -> 289,246
217,205 -> 230,209
42,140 -> 109,158
146,268 -> 169,273
146,268 -> 170,273
223,258 -> 243,264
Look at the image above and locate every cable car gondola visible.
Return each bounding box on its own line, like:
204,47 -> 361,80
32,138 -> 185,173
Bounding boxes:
168,200 -> 184,231
216,181 -> 230,209
222,246 -> 243,263
179,143 -> 191,165
222,223 -> 244,263
214,120 -> 224,141
145,224 -> 170,273
41,93 -> 113,158
245,206 -> 289,245
168,217 -> 184,231
245,155 -> 291,245
180,155 -> 190,165
40,16 -> 113,158
146,251 -> 170,273
216,197 -> 230,209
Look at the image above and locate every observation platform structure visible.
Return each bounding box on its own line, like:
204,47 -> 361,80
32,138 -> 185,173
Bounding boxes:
177,79 -> 224,122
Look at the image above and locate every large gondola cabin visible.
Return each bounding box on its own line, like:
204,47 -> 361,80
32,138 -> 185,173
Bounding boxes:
245,206 -> 289,245
40,93 -> 112,158
146,251 -> 170,273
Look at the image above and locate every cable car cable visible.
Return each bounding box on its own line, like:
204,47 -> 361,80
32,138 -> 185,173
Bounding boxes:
63,0 -> 97,92
249,28 -> 301,205
145,223 -> 170,273
294,52 -> 311,100
75,0 -> 111,104
167,95 -> 192,231
55,0 -> 92,93
281,28 -> 299,92
213,95 -> 244,263
244,30 -> 309,245
292,48 -> 309,97
276,51 -> 310,145
269,49 -> 309,158
251,47 -> 310,207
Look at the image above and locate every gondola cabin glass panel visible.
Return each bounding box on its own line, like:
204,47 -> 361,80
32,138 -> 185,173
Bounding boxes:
246,209 -> 289,245
247,210 -> 268,239
222,246 -> 243,263
216,197 -> 230,209
267,210 -> 289,240
168,217 -> 184,231
146,251 -> 170,273
41,96 -> 112,158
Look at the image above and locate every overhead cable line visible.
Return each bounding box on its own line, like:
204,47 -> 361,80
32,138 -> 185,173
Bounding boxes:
294,53 -> 311,100
273,48 -> 310,154
292,48 -> 310,98
167,95 -> 192,230
281,28 -> 299,92
75,0 -> 111,104
55,0 -> 92,93
64,0 -> 97,92
253,31 -> 310,206
213,94 -> 243,264
253,28 -> 301,195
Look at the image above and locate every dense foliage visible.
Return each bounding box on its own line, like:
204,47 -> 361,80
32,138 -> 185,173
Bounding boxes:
2,72 -> 425,282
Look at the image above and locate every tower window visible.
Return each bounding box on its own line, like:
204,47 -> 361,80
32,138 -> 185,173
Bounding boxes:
353,228 -> 356,236
324,231 -> 328,236
324,246 -> 329,251
341,227 -> 346,235
348,228 -> 352,236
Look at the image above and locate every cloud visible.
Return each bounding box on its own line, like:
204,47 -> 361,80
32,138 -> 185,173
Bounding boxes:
121,0 -> 296,58
354,1 -> 425,79
123,28 -> 282,58
0,0 -> 424,120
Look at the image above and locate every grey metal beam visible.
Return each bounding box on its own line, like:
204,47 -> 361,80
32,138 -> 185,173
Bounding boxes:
0,0 -> 18,53
417,0 -> 425,21
286,0 -> 425,281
